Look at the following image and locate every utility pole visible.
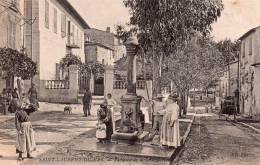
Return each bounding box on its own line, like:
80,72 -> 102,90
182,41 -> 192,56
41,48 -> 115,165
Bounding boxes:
227,44 -> 231,96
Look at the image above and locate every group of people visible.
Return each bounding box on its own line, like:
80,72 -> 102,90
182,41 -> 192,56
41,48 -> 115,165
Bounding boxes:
90,90 -> 180,148
0,83 -> 38,115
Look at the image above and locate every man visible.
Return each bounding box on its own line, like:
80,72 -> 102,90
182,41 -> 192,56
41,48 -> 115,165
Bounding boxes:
151,94 -> 166,132
82,88 -> 92,116
28,83 -> 38,108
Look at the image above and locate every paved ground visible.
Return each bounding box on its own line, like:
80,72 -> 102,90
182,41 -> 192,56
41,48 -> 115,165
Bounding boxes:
177,113 -> 260,165
0,102 -> 99,165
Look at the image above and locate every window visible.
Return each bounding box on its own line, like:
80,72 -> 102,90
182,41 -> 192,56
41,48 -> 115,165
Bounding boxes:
8,20 -> 16,48
249,37 -> 253,55
45,0 -> 49,28
61,14 -> 66,37
53,8 -> 57,33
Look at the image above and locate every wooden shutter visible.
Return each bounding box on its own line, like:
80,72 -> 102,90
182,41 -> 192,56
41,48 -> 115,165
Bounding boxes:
61,14 -> 66,37
53,8 -> 57,33
45,0 -> 49,28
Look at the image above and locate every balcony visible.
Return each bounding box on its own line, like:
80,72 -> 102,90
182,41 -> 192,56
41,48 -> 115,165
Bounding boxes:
66,35 -> 80,49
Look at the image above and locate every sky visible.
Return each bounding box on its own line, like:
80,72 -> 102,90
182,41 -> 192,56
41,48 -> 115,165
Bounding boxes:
69,0 -> 260,41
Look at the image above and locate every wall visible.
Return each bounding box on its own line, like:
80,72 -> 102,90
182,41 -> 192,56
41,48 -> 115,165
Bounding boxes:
39,65 -> 78,103
38,0 -> 85,81
240,28 -> 260,117
112,81 -> 153,102
97,46 -> 114,65
85,45 -> 97,62
0,0 -> 24,91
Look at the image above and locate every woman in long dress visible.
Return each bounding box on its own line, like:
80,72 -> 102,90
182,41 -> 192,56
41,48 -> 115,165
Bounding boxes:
97,103 -> 113,142
160,94 -> 181,148
15,101 -> 36,160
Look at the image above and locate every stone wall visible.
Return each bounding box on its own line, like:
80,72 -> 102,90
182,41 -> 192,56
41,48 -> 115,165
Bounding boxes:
38,65 -> 79,103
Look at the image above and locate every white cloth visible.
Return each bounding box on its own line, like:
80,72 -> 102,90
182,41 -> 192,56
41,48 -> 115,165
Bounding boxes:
160,102 -> 180,147
16,122 -> 36,153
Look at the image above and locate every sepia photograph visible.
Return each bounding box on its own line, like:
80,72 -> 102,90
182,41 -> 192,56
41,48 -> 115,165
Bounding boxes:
0,0 -> 259,164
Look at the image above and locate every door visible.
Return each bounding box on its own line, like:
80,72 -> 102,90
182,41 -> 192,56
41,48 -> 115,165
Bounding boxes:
94,76 -> 104,96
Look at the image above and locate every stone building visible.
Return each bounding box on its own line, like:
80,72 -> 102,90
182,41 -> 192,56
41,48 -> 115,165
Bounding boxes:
0,0 -> 24,91
239,26 -> 260,118
85,27 -> 126,61
84,28 -> 126,96
23,0 -> 89,101
219,61 -> 239,98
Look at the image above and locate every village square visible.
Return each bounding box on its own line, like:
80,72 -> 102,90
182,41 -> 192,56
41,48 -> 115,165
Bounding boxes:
0,0 -> 260,164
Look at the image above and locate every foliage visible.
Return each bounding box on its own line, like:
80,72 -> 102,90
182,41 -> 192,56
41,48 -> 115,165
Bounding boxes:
117,0 -> 224,97
0,47 -> 37,79
60,53 -> 82,68
217,39 -> 240,65
163,35 -> 223,115
79,61 -> 105,75
122,0 -> 224,52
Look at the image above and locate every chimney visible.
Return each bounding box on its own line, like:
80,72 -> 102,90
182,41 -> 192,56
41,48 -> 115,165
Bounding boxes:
106,27 -> 111,33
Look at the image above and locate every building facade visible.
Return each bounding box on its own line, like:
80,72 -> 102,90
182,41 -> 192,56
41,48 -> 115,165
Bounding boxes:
0,0 -> 24,91
23,0 -> 89,97
85,42 -> 114,66
85,27 -> 126,62
219,61 -> 239,98
239,26 -> 260,118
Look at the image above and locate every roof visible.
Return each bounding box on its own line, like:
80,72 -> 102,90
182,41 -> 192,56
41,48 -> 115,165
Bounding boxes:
85,41 -> 114,50
238,26 -> 260,40
57,0 -> 90,29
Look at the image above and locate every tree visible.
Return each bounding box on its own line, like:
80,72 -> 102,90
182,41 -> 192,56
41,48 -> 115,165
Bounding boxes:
0,48 -> 37,80
60,53 -> 82,69
120,0 -> 224,97
163,35 -> 223,115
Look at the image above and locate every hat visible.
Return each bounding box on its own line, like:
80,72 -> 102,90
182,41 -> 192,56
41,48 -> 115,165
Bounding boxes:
169,94 -> 179,101
100,102 -> 107,108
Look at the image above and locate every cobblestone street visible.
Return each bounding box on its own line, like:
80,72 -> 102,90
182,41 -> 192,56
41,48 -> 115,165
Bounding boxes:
177,113 -> 260,165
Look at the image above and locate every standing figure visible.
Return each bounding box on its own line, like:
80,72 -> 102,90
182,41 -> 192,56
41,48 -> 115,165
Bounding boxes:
1,89 -> 8,115
9,88 -> 20,113
104,93 -> 117,131
28,83 -> 38,107
15,101 -> 36,160
97,103 -> 113,142
82,88 -> 92,116
12,88 -> 20,99
160,94 -> 180,148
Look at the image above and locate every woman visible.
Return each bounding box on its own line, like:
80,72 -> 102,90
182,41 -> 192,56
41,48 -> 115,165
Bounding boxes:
104,93 -> 117,131
1,89 -> 8,115
97,103 -> 113,143
15,101 -> 36,160
28,83 -> 38,107
160,94 -> 180,148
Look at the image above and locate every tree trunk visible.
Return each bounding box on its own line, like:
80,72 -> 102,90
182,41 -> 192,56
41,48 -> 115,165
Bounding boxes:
152,46 -> 161,98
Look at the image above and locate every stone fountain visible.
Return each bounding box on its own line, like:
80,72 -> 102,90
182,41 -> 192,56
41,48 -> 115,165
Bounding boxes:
112,36 -> 142,144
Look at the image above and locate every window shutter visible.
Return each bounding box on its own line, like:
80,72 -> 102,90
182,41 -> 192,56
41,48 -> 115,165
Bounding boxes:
61,14 -> 66,37
53,8 -> 57,33
45,0 -> 49,29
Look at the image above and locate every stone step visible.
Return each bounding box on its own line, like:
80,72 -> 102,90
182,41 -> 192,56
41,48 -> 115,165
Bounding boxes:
137,131 -> 150,143
77,95 -> 104,105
